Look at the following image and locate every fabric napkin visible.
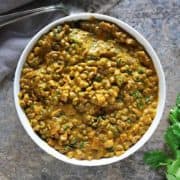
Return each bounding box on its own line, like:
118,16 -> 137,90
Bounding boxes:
0,0 -> 33,13
0,1 -> 68,83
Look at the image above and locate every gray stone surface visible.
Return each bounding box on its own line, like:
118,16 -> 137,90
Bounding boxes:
0,0 -> 180,179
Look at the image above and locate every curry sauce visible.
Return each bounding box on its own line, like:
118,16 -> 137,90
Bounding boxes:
19,20 -> 158,160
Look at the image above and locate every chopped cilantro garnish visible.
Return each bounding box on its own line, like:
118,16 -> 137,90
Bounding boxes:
132,90 -> 142,99
127,118 -> 132,123
125,69 -> 132,75
94,76 -> 102,82
137,99 -> 144,109
115,75 -> 125,87
79,141 -> 87,149
138,67 -> 145,74
63,124 -> 69,131
145,96 -> 151,104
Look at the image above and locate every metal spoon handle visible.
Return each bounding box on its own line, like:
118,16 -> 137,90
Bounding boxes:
0,4 -> 69,28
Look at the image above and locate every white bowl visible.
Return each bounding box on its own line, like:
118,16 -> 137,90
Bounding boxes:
14,13 -> 166,166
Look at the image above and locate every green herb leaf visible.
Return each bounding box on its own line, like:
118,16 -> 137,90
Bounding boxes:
79,141 -> 87,149
63,124 -> 69,131
176,150 -> 180,159
164,123 -> 180,155
64,145 -> 71,151
69,138 -> 78,148
143,151 -> 169,169
94,75 -> 102,82
144,93 -> 180,180
145,96 -> 151,104
138,67 -> 145,74
115,75 -> 125,87
167,159 -> 180,180
125,69 -> 132,75
127,118 -> 132,123
172,123 -> 180,137
132,90 -> 142,99
137,99 -> 144,109
135,77 -> 142,82
166,174 -> 178,180
169,106 -> 180,124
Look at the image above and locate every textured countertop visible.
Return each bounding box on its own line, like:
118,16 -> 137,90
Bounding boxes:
0,0 -> 180,179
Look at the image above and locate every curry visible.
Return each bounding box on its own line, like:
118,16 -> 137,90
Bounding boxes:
19,19 -> 158,160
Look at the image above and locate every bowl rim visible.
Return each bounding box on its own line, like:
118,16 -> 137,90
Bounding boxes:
14,13 -> 166,166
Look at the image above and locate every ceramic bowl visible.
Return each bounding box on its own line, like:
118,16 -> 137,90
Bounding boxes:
14,13 -> 166,166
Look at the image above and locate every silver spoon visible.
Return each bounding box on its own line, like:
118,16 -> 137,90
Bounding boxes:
0,4 -> 69,29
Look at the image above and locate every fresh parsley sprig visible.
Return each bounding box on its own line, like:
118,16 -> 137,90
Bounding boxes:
143,94 -> 180,180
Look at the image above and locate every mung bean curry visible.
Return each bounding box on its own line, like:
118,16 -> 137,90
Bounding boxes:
19,19 -> 158,160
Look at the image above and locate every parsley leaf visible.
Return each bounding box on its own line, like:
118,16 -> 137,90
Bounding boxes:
68,138 -> 78,148
79,141 -> 85,148
94,75 -> 102,82
164,123 -> 180,156
143,151 -> 169,168
169,94 -> 180,124
78,141 -> 88,149
137,99 -> 144,109
144,93 -> 180,180
167,159 -> 180,180
169,106 -> 180,124
166,174 -> 178,180
132,90 -> 142,99
145,95 -> 151,104
115,75 -> 125,87
138,67 -> 145,74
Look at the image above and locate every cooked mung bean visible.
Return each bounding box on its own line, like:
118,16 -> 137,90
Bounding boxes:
19,19 -> 158,160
